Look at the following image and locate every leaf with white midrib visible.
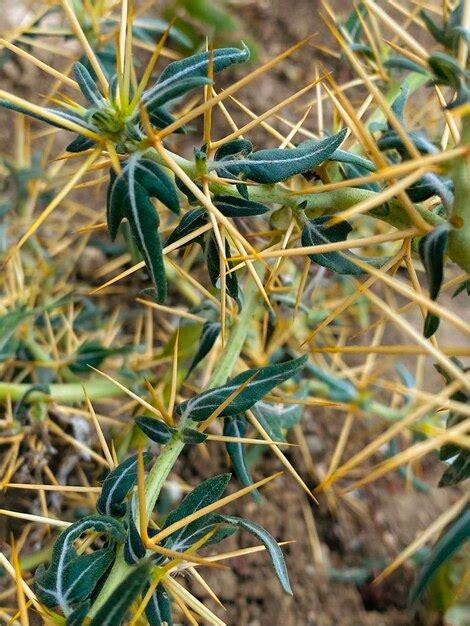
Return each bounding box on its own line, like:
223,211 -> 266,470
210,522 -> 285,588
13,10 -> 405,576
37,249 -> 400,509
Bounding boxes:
96,453 -> 152,517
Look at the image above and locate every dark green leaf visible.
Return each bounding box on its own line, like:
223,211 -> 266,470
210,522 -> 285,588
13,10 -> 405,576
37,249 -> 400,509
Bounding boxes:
147,105 -> 186,134
409,505 -> 470,606
301,216 -> 389,275
177,356 -> 307,421
145,583 -> 173,626
161,474 -> 231,552
213,195 -> 269,217
307,362 -> 358,402
328,149 -> 376,172
165,208 -> 207,248
384,56 -> 428,75
135,416 -> 176,444
187,320 -> 221,376
66,135 -> 96,153
73,62 -> 105,107
205,233 -> 239,301
391,82 -> 410,122
439,452 -> 470,487
69,340 -> 127,373
124,499 -> 147,565
180,427 -> 208,444
223,129 -> 347,183
89,559 -> 152,626
214,139 -> 253,161
96,453 -> 153,517
34,515 -> 125,613
218,515 -> 292,594
223,416 -> 260,501
419,223 -> 450,338
66,601 -> 91,626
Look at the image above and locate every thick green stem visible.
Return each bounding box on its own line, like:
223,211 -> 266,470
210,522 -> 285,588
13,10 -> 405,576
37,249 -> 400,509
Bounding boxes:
89,276 -> 261,617
0,380 -> 125,403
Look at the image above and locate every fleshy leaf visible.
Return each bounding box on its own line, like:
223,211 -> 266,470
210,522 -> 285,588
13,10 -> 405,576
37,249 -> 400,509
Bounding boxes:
96,453 -> 153,517
222,129 -> 347,183
301,216 -> 389,275
218,515 -> 292,594
66,601 -> 91,626
73,62 -> 105,107
135,416 -> 176,445
205,233 -> 239,301
66,135 -> 96,153
177,356 -> 307,421
213,195 -> 270,217
124,498 -> 147,565
165,209 -> 207,248
142,76 -> 213,109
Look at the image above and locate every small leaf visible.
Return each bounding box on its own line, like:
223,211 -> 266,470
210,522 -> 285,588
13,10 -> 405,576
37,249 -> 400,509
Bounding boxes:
165,208 -> 208,248
438,452 -> 470,487
180,427 -> 208,444
124,498 -> 147,565
223,416 -> 260,501
177,356 -> 307,421
205,233 -> 239,301
147,45 -> 250,102
66,135 -> 96,153
135,416 -> 176,445
147,104 -> 186,134
384,56 -> 428,75
145,584 -> 173,626
160,474 -> 231,553
143,76 -> 212,109
187,320 -> 221,376
409,504 -> 470,606
213,195 -> 270,217
214,139 -> 253,161
307,362 -> 358,402
301,216 -> 389,275
419,223 -> 450,338
34,515 -> 125,613
218,515 -> 292,594
89,559 -> 152,626
328,149 -> 376,172
73,62 -> 105,107
96,453 -> 153,517
222,129 -> 347,183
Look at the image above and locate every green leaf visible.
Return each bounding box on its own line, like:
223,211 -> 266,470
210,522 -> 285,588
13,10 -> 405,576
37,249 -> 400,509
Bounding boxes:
165,208 -> 207,248
69,340 -> 128,373
301,216 -> 389,275
391,81 -> 410,122
146,45 -> 250,103
328,149 -> 376,172
439,452 -> 470,487
135,416 -> 176,445
142,76 -> 212,109
160,474 -> 231,553
34,515 -> 125,614
89,559 -> 152,626
145,584 -> 173,626
66,600 -> 91,626
252,395 -> 305,441
205,233 -> 239,301
73,62 -> 105,107
180,427 -> 208,444
214,139 -> 253,160
223,415 -> 260,501
187,320 -> 220,376
213,195 -> 270,217
147,104 -> 186,134
113,156 -> 180,301
66,135 -> 96,153
306,362 -> 358,402
0,99 -> 95,133
96,453 -> 153,517
124,498 -> 147,565
222,129 -> 347,183
177,356 -> 307,421
384,56 -> 429,75
218,515 -> 292,594
409,504 -> 470,606
419,223 -> 450,338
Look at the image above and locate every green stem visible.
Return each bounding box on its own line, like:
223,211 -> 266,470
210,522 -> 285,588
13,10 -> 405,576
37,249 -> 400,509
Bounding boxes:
0,380 -> 125,403
89,275 -> 261,617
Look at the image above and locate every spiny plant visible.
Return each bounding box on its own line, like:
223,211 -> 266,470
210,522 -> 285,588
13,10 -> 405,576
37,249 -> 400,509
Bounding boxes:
0,0 -> 469,624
